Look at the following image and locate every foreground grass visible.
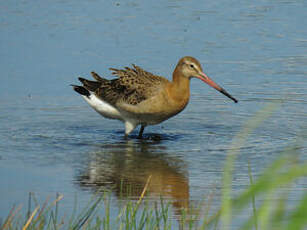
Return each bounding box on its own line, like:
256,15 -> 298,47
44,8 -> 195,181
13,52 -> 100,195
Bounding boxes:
2,155 -> 306,230
2,103 -> 307,230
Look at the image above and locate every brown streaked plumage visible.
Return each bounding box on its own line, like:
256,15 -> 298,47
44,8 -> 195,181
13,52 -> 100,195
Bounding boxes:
72,56 -> 238,138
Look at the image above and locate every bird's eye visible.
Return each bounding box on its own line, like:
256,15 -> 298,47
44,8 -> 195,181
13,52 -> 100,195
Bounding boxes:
190,64 -> 194,68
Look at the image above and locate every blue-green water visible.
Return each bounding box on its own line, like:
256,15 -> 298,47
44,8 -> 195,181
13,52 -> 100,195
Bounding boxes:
0,0 -> 306,226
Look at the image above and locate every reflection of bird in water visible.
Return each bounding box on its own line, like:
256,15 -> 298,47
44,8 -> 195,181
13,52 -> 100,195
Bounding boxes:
76,139 -> 189,216
72,56 -> 238,138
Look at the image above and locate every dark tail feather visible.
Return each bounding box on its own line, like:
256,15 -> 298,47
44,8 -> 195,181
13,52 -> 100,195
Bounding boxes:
91,71 -> 105,82
71,85 -> 90,97
78,77 -> 101,91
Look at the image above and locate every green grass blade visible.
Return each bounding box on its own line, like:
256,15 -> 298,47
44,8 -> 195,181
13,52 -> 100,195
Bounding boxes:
232,156 -> 291,211
221,102 -> 280,230
271,191 -> 288,230
248,161 -> 257,230
285,191 -> 307,230
71,195 -> 103,230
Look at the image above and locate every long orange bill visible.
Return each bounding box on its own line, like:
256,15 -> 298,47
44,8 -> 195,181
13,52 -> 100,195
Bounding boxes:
197,72 -> 238,103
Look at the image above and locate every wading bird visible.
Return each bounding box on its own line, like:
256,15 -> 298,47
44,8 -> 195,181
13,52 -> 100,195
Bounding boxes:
72,56 -> 238,138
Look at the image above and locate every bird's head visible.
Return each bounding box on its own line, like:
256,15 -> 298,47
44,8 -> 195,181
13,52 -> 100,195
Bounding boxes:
176,56 -> 238,103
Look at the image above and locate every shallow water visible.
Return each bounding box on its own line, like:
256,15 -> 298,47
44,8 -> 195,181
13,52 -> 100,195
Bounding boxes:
0,0 -> 306,226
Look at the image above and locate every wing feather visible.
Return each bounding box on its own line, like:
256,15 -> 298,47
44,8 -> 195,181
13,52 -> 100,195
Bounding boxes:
79,65 -> 169,106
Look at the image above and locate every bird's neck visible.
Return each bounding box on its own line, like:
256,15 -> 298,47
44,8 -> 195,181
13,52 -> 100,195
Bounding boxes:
166,67 -> 190,107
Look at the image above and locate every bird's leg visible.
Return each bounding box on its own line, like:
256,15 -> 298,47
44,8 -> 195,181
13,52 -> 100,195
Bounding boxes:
138,125 -> 145,139
125,121 -> 136,138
